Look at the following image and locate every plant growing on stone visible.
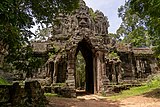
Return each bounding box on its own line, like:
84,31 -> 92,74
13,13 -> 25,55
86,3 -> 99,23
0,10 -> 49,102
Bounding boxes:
108,51 -> 120,60
89,8 -> 97,20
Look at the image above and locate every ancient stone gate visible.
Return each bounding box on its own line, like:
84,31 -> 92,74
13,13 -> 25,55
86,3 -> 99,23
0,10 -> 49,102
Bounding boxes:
32,0 -> 159,97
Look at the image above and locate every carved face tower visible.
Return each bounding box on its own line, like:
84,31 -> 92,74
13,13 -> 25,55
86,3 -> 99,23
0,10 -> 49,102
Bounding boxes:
76,0 -> 91,28
32,0 -> 158,98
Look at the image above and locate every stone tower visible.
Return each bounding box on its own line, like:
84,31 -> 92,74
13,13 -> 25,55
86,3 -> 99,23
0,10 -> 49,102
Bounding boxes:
32,0 -> 159,97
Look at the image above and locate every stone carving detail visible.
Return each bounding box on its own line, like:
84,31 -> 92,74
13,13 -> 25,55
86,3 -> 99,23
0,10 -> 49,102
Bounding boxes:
94,11 -> 109,35
31,0 -> 159,97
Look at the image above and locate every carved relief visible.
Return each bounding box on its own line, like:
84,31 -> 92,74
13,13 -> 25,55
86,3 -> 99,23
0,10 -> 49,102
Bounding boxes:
31,0 -> 159,97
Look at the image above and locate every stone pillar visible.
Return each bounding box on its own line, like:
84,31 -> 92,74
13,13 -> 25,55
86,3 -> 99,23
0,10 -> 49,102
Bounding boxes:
95,51 -> 103,92
112,62 -> 116,83
96,51 -> 109,93
117,62 -> 122,84
96,51 -> 101,92
53,61 -> 58,83
130,53 -> 135,80
101,62 -> 109,92
65,51 -> 76,97
93,54 -> 97,93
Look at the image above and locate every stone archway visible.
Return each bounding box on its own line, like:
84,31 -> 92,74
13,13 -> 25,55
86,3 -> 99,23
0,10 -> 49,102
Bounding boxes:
75,39 -> 94,94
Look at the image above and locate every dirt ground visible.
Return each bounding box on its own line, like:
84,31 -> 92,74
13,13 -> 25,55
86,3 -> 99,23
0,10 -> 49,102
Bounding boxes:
120,96 -> 160,107
47,96 -> 118,107
47,89 -> 160,107
46,95 -> 160,107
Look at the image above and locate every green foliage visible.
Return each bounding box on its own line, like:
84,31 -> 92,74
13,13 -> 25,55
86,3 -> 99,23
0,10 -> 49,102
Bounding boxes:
35,27 -> 52,41
101,90 -> 107,97
6,46 -> 46,78
1,0 -> 79,74
44,93 -> 59,97
54,83 -> 66,87
0,77 -> 9,85
76,52 -> 85,89
108,52 -> 119,60
107,74 -> 160,100
124,0 -> 160,54
117,1 -> 151,47
108,33 -> 121,41
89,8 -> 97,20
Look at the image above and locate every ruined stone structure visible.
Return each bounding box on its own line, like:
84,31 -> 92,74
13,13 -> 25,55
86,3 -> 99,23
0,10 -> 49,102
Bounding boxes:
116,44 -> 159,81
0,81 -> 47,106
32,0 -> 159,97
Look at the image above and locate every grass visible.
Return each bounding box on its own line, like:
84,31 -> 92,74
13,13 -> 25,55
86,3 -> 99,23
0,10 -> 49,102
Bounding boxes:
44,93 -> 60,97
0,77 -> 10,85
107,78 -> 160,100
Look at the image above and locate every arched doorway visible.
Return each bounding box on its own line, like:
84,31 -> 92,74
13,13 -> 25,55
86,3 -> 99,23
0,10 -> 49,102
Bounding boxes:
75,39 -> 94,94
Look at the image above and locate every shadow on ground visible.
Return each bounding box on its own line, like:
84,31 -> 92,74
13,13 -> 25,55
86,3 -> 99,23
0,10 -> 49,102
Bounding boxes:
46,96 -> 120,107
143,88 -> 160,99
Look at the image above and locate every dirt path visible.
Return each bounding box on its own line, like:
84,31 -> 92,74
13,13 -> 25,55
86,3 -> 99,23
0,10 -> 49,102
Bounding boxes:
47,95 -> 160,107
120,96 -> 160,107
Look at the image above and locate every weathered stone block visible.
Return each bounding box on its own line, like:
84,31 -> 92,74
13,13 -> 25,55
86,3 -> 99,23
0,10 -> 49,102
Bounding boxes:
0,81 -> 48,107
0,85 -> 11,103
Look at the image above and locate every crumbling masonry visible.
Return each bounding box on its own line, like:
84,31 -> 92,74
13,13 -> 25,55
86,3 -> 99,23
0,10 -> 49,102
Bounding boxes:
32,0 -> 159,97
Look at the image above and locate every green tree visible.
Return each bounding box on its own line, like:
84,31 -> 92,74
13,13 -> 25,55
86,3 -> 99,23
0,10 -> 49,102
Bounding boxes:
7,46 -> 46,78
128,0 -> 160,56
108,33 -> 121,41
0,0 -> 79,54
0,0 -> 79,76
117,1 -> 151,47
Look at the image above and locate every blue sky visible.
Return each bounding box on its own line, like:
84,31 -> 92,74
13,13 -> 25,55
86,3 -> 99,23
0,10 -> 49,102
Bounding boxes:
84,0 -> 125,33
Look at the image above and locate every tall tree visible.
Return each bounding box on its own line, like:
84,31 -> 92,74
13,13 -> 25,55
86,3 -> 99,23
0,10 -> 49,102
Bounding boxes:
117,1 -> 151,47
128,0 -> 160,56
0,0 -> 79,54
0,0 -> 79,75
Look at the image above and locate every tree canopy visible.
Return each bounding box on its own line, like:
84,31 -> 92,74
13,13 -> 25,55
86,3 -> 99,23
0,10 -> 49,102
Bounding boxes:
117,1 -> 151,47
0,0 -> 79,53
118,0 -> 160,57
128,0 -> 160,56
0,0 -> 79,75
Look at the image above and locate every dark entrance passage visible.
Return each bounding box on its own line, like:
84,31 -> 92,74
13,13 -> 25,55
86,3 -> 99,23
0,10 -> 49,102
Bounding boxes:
75,39 -> 94,94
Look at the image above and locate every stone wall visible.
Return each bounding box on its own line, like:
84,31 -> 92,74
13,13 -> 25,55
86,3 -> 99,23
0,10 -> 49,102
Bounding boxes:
31,0 -> 160,97
0,81 -> 48,107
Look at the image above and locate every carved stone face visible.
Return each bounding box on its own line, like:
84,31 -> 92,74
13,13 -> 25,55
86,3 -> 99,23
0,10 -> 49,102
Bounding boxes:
94,11 -> 104,23
79,0 -> 86,7
77,12 -> 89,28
76,0 -> 91,28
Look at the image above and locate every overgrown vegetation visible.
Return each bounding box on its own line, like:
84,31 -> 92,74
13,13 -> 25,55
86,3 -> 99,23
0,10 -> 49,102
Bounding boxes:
108,51 -> 120,60
1,0 -> 79,76
44,93 -> 59,97
89,8 -> 97,20
0,77 -> 10,85
107,75 -> 160,100
117,0 -> 160,57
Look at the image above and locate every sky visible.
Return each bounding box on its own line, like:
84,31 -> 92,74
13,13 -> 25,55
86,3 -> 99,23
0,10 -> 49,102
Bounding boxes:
84,0 -> 125,33
31,0 -> 125,34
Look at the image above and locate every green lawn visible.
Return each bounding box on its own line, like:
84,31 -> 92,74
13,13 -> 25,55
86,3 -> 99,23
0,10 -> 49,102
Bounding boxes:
107,79 -> 160,100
